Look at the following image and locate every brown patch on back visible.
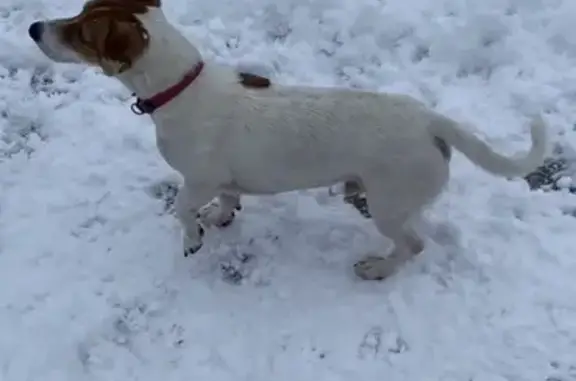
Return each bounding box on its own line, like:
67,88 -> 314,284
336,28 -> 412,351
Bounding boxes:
58,0 -> 161,75
238,72 -> 271,89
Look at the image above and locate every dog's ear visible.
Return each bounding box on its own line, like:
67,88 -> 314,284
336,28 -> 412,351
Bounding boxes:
81,14 -> 149,75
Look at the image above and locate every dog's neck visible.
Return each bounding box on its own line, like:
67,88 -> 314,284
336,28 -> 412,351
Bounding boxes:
116,11 -> 204,100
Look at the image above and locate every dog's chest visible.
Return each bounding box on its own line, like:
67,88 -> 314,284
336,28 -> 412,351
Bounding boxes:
154,128 -> 220,177
155,134 -> 176,167
154,130 -> 196,172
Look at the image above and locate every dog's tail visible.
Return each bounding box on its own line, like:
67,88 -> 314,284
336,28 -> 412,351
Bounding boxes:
429,114 -> 547,177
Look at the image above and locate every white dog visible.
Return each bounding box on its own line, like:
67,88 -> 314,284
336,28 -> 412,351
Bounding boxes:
29,0 -> 547,280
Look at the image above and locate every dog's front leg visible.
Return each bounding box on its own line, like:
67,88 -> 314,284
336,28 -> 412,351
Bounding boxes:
174,183 -> 215,256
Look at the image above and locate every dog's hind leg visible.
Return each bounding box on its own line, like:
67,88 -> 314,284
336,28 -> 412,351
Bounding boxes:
354,199 -> 424,281
354,164 -> 447,280
354,222 -> 424,280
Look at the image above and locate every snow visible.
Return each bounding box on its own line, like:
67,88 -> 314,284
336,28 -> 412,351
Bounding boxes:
1,0 -> 576,379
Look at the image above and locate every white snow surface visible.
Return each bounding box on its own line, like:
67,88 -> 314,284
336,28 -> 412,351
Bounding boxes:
2,0 -> 576,379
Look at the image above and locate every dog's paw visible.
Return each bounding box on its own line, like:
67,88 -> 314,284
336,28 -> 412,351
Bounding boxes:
215,212 -> 236,228
354,255 -> 395,281
197,201 -> 237,228
183,226 -> 204,257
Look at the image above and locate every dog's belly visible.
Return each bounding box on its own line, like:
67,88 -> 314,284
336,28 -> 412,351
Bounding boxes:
225,136 -> 384,195
227,178 -> 341,195
228,161 -> 355,195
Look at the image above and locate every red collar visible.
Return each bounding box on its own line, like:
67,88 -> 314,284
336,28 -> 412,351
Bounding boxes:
130,61 -> 205,115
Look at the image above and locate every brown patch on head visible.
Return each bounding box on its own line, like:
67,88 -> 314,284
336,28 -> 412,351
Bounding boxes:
57,0 -> 161,75
238,72 -> 271,89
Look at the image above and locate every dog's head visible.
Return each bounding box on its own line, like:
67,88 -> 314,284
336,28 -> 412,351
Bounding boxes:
29,0 -> 161,76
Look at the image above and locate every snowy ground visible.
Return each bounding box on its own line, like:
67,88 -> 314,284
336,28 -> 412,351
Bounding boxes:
2,0 -> 576,380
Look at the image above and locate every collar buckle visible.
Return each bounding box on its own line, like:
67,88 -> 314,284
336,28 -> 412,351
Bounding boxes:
129,61 -> 204,116
130,98 -> 155,115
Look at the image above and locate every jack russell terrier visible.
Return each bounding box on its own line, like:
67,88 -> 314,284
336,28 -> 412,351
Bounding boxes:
29,0 -> 547,281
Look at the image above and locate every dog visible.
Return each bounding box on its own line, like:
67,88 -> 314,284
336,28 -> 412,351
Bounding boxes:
29,0 -> 547,281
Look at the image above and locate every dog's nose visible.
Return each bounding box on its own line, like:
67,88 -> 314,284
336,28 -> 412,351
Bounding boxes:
28,22 -> 43,42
